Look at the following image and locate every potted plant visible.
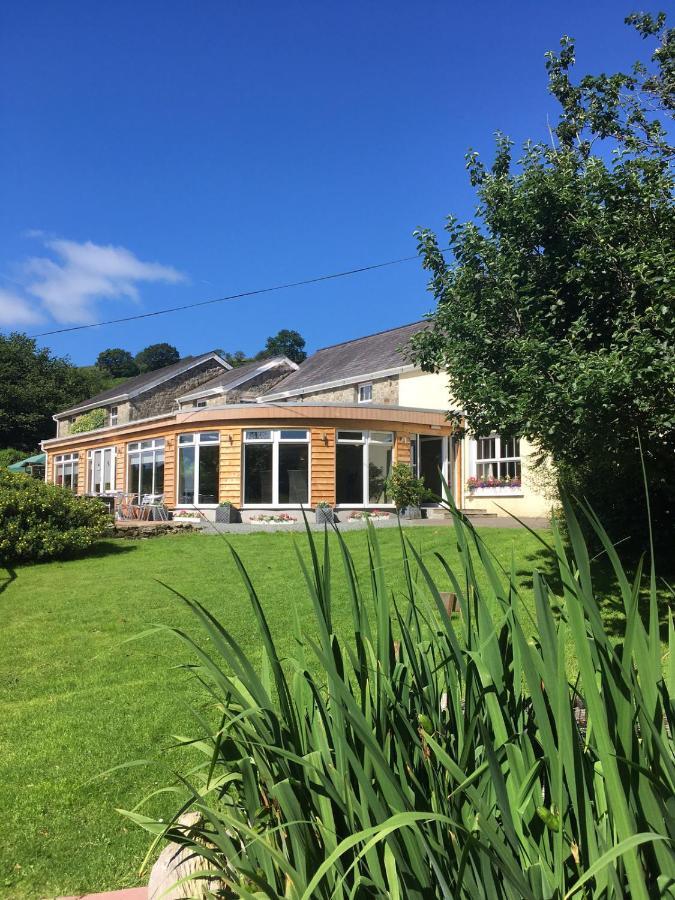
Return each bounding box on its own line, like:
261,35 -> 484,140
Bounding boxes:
386,462 -> 427,519
315,500 -> 335,525
215,501 -> 240,523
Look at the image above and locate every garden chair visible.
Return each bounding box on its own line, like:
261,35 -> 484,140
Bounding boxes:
140,493 -> 169,521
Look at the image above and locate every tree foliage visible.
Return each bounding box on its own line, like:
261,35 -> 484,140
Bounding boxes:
134,342 -> 180,373
96,347 -> 139,378
410,14 -> 674,552
0,333 -> 114,451
258,328 -> 307,363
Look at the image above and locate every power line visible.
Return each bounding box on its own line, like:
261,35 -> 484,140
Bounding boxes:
30,252 -> 436,338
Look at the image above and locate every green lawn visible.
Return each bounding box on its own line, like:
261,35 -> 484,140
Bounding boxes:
0,524 -> 638,898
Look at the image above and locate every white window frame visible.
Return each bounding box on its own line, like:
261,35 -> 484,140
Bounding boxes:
242,429 -> 310,507
86,447 -> 116,494
469,433 -> 523,495
194,400 -> 207,409
109,406 -> 118,426
176,431 -> 221,507
335,430 -> 394,507
127,438 -> 165,497
410,434 -> 452,504
53,452 -> 79,491
358,383 -> 373,403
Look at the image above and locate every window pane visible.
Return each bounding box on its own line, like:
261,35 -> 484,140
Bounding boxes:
103,450 -> 113,492
337,431 -> 363,442
476,462 -> 497,479
369,431 -> 393,444
198,444 -> 219,504
477,437 -> 495,460
278,443 -> 308,503
245,430 -> 272,442
336,443 -> 363,504
500,437 -> 520,459
155,452 -> 165,494
368,443 -> 392,503
179,446 -> 195,503
499,460 -> 522,479
200,431 -> 219,443
179,434 -> 194,445
244,443 -> 273,503
140,451 -> 154,495
128,457 -> 140,495
279,429 -> 308,441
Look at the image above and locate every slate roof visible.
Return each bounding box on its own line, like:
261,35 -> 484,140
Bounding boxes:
57,352 -> 229,416
178,356 -> 296,400
262,321 -> 427,399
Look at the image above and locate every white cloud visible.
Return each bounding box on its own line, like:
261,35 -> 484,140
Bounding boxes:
0,288 -> 45,326
23,238 -> 186,324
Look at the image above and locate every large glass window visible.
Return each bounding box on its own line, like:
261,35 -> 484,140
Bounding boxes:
128,439 -> 165,497
475,434 -> 521,481
243,429 -> 309,505
178,432 -> 220,505
336,431 -> 393,505
54,453 -> 79,491
87,447 -> 115,494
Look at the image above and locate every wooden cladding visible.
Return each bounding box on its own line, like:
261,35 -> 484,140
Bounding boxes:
310,427 -> 336,506
394,432 -> 413,466
219,427 -> 242,506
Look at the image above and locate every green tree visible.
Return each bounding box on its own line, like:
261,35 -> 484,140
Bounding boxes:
258,329 -> 307,363
410,13 -> 674,554
96,347 -> 139,377
0,333 -> 107,450
135,342 -> 180,373
223,350 -> 250,368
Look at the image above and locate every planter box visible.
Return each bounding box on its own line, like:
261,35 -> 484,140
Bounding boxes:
402,505 -> 422,520
315,507 -> 335,525
215,505 -> 240,524
469,487 -> 523,497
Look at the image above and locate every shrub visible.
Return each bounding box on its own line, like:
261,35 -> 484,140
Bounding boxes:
0,471 -> 111,563
0,447 -> 26,468
124,496 -> 674,897
386,460 -> 429,509
70,408 -> 107,434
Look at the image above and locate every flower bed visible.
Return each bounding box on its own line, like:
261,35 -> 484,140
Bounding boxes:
249,513 -> 298,525
172,510 -> 203,524
348,510 -> 391,522
467,476 -> 522,495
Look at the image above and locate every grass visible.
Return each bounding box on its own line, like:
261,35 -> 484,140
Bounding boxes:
0,524 -> 665,898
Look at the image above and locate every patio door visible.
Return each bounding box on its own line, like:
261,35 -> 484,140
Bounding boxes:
87,447 -> 116,494
413,435 -> 451,503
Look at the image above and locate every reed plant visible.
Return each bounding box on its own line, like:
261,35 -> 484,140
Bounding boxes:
123,495 -> 674,898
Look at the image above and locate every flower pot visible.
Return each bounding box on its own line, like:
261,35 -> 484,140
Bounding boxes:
215,505 -> 239,524
402,505 -> 422,520
315,506 -> 335,525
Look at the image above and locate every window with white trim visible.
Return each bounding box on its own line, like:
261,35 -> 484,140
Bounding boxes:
178,432 -> 220,505
194,400 -> 207,409
87,447 -> 116,494
54,453 -> 79,491
243,429 -> 309,505
128,439 -> 165,497
358,383 -> 373,403
470,434 -> 521,488
336,430 -> 393,505
109,406 -> 118,426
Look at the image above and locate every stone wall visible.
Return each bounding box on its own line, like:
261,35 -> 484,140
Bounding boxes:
291,375 -> 399,405
129,360 -> 225,420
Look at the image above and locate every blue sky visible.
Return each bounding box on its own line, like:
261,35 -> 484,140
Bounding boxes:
0,1 -> 648,364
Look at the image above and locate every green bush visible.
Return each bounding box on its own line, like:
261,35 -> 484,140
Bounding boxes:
0,447 -> 26,468
70,408 -> 107,434
386,460 -> 429,510
0,471 -> 111,563
125,497 -> 674,897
